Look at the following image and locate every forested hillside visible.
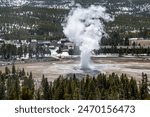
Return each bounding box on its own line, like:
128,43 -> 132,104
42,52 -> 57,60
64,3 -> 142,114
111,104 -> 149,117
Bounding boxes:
76,0 -> 150,5
0,0 -> 150,40
0,6 -> 67,40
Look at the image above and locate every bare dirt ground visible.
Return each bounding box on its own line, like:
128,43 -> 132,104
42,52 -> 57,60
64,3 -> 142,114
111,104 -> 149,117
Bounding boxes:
0,57 -> 150,82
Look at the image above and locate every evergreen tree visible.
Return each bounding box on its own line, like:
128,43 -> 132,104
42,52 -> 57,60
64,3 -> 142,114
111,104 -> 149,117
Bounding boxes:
147,47 -> 150,56
0,75 -> 6,99
130,77 -> 139,99
119,47 -> 123,57
140,73 -> 149,99
12,64 -> 16,75
5,67 -> 10,75
64,80 -> 73,99
41,75 -> 51,100
54,78 -> 64,100
21,86 -> 33,100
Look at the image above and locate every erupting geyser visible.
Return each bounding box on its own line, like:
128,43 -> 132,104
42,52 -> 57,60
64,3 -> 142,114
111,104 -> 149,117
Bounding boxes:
63,4 -> 113,69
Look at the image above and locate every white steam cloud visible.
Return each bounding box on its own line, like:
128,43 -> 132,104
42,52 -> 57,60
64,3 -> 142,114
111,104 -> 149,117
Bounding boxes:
63,4 -> 113,69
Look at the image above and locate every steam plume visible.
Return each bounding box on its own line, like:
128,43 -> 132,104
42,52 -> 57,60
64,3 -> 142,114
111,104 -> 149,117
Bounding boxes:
63,4 -> 113,69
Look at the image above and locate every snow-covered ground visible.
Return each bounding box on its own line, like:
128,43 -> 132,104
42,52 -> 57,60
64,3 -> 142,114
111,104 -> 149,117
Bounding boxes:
0,0 -> 30,7
0,0 -> 75,8
0,0 -> 149,14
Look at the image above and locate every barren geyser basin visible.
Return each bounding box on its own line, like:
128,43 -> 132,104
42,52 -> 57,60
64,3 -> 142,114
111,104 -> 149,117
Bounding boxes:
0,57 -> 150,82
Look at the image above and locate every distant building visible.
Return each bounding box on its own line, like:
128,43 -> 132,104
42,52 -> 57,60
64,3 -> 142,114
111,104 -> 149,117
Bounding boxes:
58,38 -> 70,44
64,42 -> 75,50
38,40 -> 51,46
4,40 -> 13,45
129,38 -> 150,47
57,38 -> 75,52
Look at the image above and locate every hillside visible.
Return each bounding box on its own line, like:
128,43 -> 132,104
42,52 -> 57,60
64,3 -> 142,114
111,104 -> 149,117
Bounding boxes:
0,6 -> 68,40
0,0 -> 150,40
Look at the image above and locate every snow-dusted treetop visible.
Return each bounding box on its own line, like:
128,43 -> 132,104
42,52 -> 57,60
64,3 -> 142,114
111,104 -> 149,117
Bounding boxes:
0,0 -> 30,7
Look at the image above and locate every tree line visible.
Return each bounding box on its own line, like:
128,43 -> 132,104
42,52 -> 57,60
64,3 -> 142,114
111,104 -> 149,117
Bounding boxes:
0,43 -> 51,59
1,42 -> 150,60
0,65 -> 149,100
95,46 -> 150,56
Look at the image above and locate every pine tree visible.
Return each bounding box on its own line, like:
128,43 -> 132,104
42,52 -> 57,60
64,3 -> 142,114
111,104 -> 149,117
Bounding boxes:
124,77 -> 130,99
6,78 -> 15,99
21,73 -> 34,99
130,77 -> 139,99
17,45 -> 23,58
88,80 -> 96,99
21,86 -> 33,100
28,72 -> 34,91
41,75 -> 51,99
5,67 -> 10,75
22,68 -> 26,76
54,78 -> 64,100
84,75 -> 90,99
140,73 -> 149,99
64,80 -> 73,99
0,75 -> 6,99
119,47 -> 123,57
12,64 -> 16,75
72,87 -> 80,100
147,47 -> 150,56
13,76 -> 20,99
